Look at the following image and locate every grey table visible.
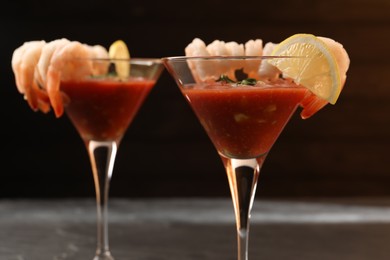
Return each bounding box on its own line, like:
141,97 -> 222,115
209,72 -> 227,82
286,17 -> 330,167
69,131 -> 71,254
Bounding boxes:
2,198 -> 390,260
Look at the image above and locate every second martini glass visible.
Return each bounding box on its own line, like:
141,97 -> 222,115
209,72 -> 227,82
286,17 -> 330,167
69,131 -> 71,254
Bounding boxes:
62,58 -> 164,259
163,56 -> 309,260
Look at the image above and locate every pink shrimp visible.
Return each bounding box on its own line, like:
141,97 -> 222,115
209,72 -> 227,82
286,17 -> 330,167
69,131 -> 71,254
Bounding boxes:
243,39 -> 263,78
12,39 -> 110,117
11,40 -> 48,111
206,40 -> 233,79
185,38 -> 213,82
258,42 -> 281,81
185,38 -> 267,81
223,41 -> 245,79
317,36 -> 350,87
44,41 -> 94,117
300,37 -> 350,119
88,44 -> 110,75
35,39 -> 71,88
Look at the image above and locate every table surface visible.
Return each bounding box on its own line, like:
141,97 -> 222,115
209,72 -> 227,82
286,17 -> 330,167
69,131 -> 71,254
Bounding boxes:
2,197 -> 390,260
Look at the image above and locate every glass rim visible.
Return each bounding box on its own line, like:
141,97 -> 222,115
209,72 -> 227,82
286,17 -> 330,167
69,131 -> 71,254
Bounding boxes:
161,55 -> 309,62
65,57 -> 163,65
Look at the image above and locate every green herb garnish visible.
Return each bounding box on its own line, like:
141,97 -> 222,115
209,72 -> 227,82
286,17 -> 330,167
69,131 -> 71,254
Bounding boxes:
216,74 -> 236,84
239,78 -> 257,86
216,74 -> 258,86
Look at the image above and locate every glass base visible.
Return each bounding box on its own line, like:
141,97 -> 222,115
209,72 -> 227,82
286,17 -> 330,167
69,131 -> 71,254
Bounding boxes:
93,251 -> 114,260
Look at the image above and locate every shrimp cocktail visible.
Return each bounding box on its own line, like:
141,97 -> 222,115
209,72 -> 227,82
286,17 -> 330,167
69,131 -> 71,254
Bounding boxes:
163,33 -> 350,260
11,39 -> 164,259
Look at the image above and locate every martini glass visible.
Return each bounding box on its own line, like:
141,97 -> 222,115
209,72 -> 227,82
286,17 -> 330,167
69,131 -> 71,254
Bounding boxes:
163,56 -> 309,260
61,58 -> 163,259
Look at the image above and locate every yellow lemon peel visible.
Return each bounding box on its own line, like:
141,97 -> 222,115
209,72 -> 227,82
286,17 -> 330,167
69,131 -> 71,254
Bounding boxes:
270,34 -> 341,104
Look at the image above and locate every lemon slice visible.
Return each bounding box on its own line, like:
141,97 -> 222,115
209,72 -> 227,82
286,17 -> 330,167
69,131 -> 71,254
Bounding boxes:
108,40 -> 130,78
269,34 -> 341,104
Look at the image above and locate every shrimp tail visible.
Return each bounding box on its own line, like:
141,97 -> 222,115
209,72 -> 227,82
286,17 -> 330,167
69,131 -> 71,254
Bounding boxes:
300,92 -> 328,119
19,65 -> 39,111
46,67 -> 63,117
32,80 -> 51,113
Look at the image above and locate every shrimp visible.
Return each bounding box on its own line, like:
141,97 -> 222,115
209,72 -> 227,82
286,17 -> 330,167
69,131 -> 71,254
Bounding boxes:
12,38 -> 110,118
243,39 -> 263,78
45,41 -> 95,117
317,36 -> 350,87
185,38 -> 214,82
244,39 -> 263,56
36,38 -> 71,88
37,40 -> 109,118
88,44 -> 110,75
224,41 -> 245,80
206,40 -> 228,56
185,38 -> 266,81
11,40 -> 48,111
185,38 -> 247,82
299,37 -> 350,119
206,40 -> 233,79
225,41 -> 244,56
185,38 -> 209,57
258,42 -> 281,81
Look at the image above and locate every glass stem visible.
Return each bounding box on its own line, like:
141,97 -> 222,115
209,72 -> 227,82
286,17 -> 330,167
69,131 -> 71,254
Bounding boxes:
87,140 -> 117,260
221,155 -> 266,260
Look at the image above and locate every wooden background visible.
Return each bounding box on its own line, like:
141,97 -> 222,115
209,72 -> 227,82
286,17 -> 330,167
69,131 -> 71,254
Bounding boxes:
0,0 -> 389,198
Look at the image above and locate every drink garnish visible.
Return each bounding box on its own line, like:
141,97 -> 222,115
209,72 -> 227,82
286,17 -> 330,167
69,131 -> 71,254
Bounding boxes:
108,40 -> 130,79
183,35 -> 349,118
216,74 -> 257,86
216,74 -> 235,84
240,78 -> 257,86
269,33 -> 345,104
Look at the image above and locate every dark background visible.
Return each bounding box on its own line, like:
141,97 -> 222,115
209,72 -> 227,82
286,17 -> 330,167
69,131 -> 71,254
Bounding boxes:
0,0 -> 389,199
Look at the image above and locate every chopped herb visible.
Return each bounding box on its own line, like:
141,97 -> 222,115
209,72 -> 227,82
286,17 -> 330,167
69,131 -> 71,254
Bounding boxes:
216,74 -> 258,86
239,78 -> 257,86
216,74 -> 236,84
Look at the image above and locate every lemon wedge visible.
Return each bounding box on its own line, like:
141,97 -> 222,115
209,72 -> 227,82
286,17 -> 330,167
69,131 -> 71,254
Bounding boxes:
108,40 -> 130,78
269,34 -> 341,104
